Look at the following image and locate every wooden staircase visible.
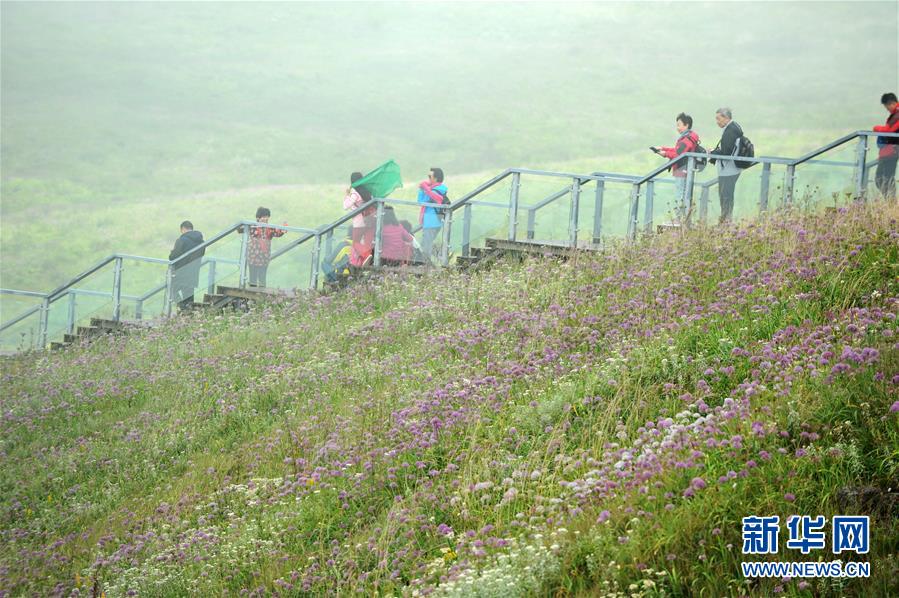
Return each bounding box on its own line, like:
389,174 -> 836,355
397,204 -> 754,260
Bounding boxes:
456,238 -> 604,271
195,285 -> 294,311
47,244 -> 600,351
50,318 -> 135,351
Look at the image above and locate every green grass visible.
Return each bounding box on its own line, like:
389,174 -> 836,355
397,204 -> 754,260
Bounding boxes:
1,199 -> 897,596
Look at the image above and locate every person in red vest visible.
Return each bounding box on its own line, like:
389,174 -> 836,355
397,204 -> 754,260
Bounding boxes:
873,92 -> 899,200
653,113 -> 700,220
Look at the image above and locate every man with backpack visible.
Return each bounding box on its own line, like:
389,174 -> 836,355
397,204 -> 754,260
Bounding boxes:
653,112 -> 702,221
709,107 -> 745,224
417,167 -> 448,264
872,92 -> 899,200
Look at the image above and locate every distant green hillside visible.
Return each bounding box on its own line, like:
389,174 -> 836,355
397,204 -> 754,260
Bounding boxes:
2,1 -> 895,200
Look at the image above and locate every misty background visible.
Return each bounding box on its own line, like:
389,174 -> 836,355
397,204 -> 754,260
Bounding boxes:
1,1 -> 897,292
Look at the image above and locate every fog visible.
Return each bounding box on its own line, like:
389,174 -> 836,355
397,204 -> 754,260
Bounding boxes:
3,2 -> 896,194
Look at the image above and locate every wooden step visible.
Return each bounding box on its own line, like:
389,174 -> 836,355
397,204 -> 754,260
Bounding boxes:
656,222 -> 682,234
90,318 -> 124,330
379,265 -> 430,277
50,341 -> 70,351
485,238 -> 602,256
76,326 -> 104,338
217,285 -> 285,300
63,333 -> 78,344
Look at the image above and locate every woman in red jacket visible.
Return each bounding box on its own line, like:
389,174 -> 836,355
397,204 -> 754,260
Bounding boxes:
873,92 -> 899,200
653,113 -> 701,220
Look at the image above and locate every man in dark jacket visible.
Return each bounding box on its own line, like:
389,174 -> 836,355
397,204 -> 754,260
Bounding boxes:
709,107 -> 744,224
873,92 -> 899,200
168,221 -> 205,310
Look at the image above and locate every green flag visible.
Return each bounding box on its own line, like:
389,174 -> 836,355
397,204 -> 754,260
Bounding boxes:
352,160 -> 403,198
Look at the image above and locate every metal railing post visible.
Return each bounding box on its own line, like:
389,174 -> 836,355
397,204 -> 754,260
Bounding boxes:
462,203 -> 472,257
643,180 -> 655,234
66,293 -> 76,334
593,180 -> 604,244
699,184 -> 710,224
783,164 -> 796,206
111,257 -> 123,322
373,200 -> 385,268
439,208 -> 453,267
759,162 -> 771,213
324,228 -> 334,261
38,297 -> 49,349
207,259 -> 217,296
568,177 -> 581,248
135,299 -> 143,321
854,136 -> 869,200
527,208 -> 536,240
627,183 -> 640,241
683,157 -> 696,224
508,171 -> 521,241
238,226 -> 250,288
309,234 -> 322,290
164,264 -> 174,317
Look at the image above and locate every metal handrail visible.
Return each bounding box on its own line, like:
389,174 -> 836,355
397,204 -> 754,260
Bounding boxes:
1,289 -> 48,299
0,304 -> 42,332
637,130 -> 899,185
4,131 -> 898,350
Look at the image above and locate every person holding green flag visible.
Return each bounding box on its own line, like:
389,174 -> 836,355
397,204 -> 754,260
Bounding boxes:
351,160 -> 403,199
343,161 -> 403,267
344,172 -> 375,267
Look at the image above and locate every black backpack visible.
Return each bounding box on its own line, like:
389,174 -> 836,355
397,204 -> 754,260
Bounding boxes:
736,136 -> 755,169
674,137 -> 707,173
693,142 -> 708,172
436,190 -> 451,221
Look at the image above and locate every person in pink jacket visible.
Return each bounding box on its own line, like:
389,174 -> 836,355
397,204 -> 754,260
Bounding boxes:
343,172 -> 375,267
379,206 -> 415,266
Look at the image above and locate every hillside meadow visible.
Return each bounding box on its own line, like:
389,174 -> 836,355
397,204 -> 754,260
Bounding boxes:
1,200 -> 897,596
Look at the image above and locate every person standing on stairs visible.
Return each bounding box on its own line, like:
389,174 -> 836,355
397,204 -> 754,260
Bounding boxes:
652,112 -> 701,221
417,167 -> 448,264
240,207 -> 287,288
344,172 -> 376,267
709,108 -> 743,224
873,92 -> 899,200
168,221 -> 205,311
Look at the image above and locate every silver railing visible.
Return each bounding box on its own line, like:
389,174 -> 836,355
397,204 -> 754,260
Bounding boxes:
2,130 -> 897,352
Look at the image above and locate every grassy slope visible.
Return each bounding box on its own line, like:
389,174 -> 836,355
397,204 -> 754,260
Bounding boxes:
0,200 -> 897,596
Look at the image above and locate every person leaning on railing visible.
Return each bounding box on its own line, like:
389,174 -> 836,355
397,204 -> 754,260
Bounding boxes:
652,112 -> 701,220
873,92 -> 899,200
709,107 -> 743,224
237,207 -> 287,288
